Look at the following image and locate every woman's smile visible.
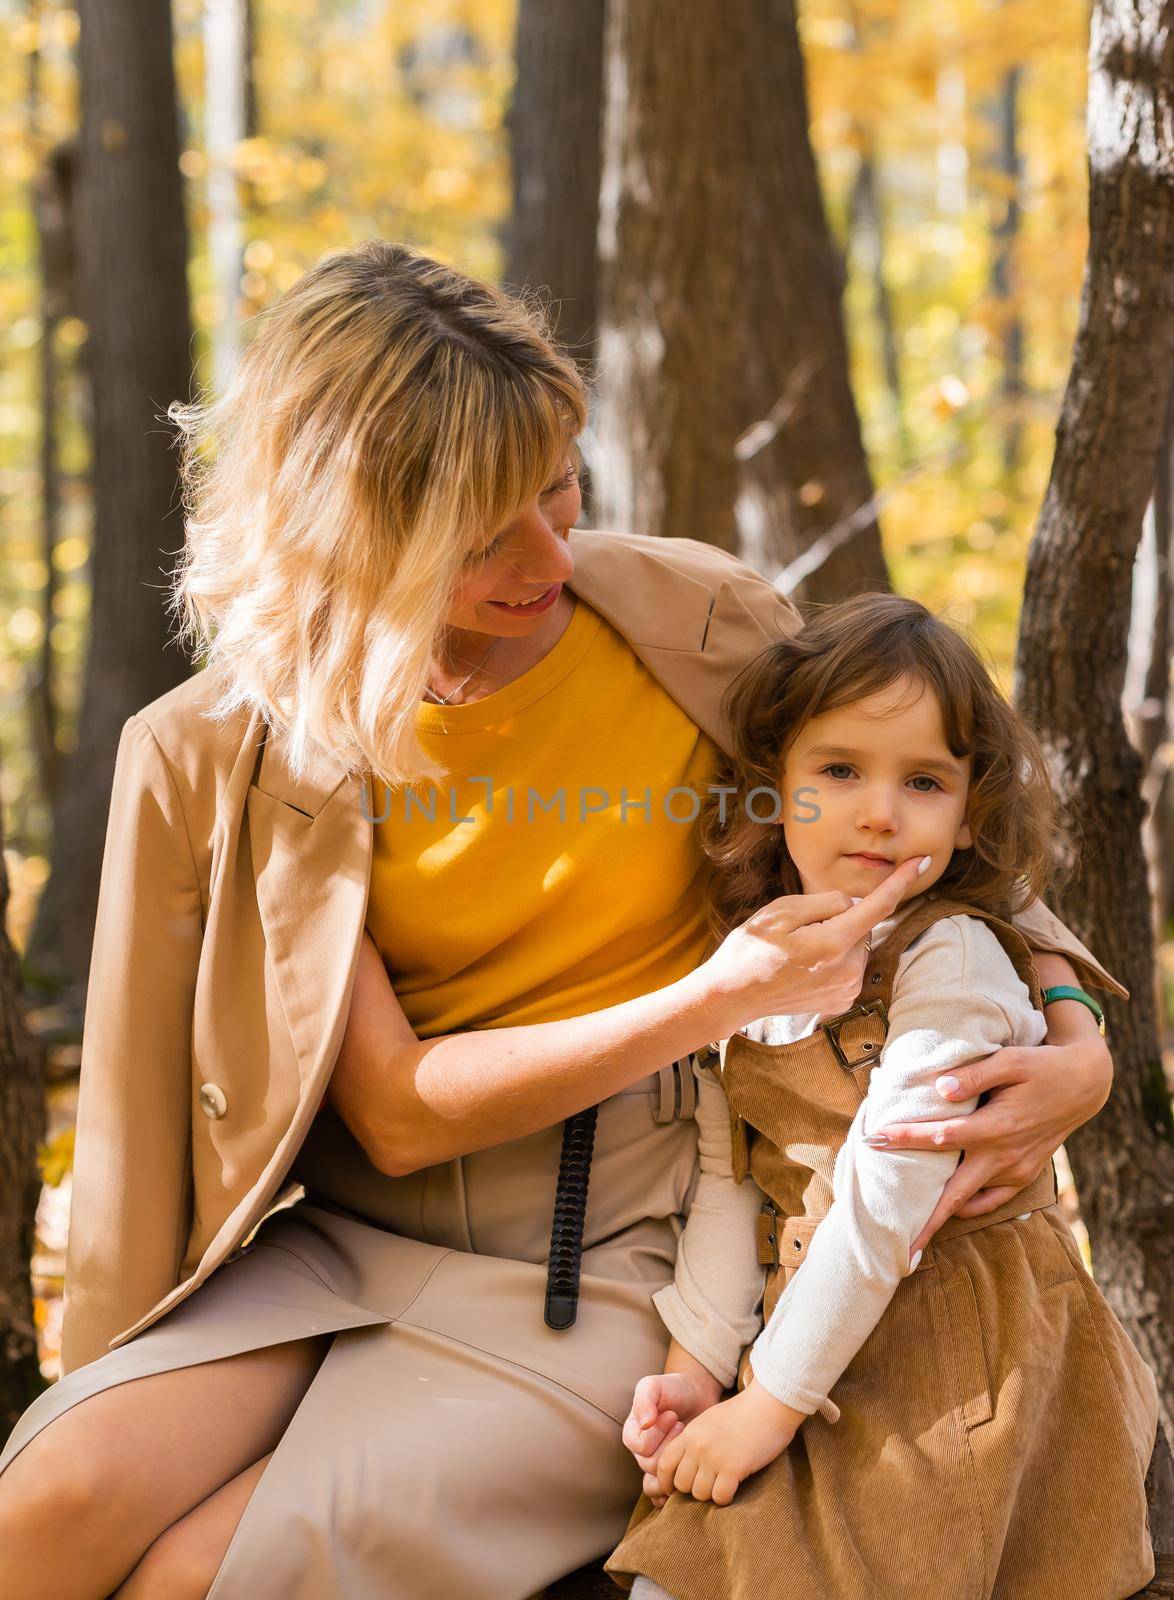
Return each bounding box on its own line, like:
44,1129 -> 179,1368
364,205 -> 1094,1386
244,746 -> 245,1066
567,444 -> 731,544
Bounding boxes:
486,582 -> 562,617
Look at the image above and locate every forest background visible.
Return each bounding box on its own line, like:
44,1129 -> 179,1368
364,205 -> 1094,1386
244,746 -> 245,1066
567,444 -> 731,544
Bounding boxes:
0,2 -> 1170,1542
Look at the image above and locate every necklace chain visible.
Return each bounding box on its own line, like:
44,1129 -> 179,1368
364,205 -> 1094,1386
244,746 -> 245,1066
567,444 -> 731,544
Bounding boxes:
423,635 -> 503,705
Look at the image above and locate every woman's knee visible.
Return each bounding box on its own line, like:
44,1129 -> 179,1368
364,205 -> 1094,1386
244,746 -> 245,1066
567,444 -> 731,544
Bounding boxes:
0,1414 -> 110,1535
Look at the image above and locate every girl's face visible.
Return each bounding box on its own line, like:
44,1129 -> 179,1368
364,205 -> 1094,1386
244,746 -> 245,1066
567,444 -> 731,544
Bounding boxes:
443,460 -> 582,635
778,674 -> 973,905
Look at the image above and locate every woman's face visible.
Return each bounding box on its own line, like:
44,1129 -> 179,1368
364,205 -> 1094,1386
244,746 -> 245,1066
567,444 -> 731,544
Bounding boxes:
778,674 -> 974,904
444,460 -> 582,635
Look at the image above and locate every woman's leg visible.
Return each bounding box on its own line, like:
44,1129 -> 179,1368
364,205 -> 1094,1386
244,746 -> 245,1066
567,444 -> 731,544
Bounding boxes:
0,1334 -> 329,1600
114,1452 -> 273,1598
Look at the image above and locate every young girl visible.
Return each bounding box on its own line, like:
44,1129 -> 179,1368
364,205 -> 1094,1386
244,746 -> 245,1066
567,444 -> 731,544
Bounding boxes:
605,593 -> 1159,1600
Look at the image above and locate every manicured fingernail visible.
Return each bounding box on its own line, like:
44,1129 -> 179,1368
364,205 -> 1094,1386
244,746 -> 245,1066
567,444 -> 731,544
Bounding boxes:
937,1075 -> 961,1096
909,1250 -> 923,1271
863,1133 -> 890,1148
917,854 -> 932,874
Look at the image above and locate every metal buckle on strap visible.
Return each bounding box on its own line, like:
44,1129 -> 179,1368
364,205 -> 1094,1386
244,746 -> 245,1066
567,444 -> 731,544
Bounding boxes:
694,1042 -> 720,1073
756,1199 -> 779,1266
823,1000 -> 888,1071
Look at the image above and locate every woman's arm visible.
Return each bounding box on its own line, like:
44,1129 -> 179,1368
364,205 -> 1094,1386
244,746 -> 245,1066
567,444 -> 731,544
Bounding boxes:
328,856 -> 930,1174
329,932 -> 739,1174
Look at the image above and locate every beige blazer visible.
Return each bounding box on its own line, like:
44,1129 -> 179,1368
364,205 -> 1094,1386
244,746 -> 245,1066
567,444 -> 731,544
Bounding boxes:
60,529 -> 1128,1375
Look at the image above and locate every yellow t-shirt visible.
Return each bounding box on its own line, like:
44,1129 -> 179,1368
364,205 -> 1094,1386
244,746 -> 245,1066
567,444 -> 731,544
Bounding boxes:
365,596 -> 722,1037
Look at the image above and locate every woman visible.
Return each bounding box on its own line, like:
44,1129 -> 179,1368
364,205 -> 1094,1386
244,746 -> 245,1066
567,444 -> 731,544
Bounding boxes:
0,242 -> 1125,1600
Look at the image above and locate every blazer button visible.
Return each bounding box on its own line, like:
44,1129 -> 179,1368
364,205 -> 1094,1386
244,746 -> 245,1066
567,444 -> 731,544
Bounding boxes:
199,1083 -> 228,1119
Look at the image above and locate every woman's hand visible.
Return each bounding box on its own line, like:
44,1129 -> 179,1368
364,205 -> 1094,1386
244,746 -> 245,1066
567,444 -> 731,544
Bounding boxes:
876,1015 -> 1113,1256
654,1381 -> 805,1507
623,1367 -> 723,1508
701,854 -> 930,1024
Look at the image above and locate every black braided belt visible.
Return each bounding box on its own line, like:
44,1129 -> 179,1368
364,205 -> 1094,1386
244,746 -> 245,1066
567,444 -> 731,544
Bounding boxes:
544,1104 -> 600,1330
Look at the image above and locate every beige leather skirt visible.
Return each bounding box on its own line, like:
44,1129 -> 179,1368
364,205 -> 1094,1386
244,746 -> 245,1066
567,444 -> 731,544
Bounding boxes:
0,1062 -> 702,1599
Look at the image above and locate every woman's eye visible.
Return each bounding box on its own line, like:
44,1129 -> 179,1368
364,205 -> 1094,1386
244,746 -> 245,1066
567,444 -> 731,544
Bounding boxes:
820,764 -> 854,781
909,775 -> 943,793
541,464 -> 579,498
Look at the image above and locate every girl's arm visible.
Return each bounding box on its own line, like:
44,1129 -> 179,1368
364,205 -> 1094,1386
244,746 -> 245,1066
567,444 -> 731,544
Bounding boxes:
623,1064 -> 763,1500
878,948 -> 1112,1248
746,915 -> 1046,1420
650,1065 -> 764,1388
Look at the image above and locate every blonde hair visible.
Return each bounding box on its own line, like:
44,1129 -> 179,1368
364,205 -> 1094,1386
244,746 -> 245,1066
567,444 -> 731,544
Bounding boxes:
168,240 -> 587,785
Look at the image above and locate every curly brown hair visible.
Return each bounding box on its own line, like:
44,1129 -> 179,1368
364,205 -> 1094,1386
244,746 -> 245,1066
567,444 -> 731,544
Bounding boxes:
701,591 -> 1071,939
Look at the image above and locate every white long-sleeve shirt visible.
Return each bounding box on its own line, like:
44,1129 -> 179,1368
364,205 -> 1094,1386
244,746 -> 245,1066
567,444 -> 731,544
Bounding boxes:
654,912 -> 1049,1419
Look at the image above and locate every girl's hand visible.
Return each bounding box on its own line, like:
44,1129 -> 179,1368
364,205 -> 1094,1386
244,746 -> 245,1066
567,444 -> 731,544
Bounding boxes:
878,1028 -> 1113,1256
623,1371 -> 723,1508
655,1382 -> 805,1507
701,854 -> 929,1024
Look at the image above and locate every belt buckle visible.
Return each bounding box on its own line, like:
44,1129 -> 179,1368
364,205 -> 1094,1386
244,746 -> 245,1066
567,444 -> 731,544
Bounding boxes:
824,1000 -> 888,1071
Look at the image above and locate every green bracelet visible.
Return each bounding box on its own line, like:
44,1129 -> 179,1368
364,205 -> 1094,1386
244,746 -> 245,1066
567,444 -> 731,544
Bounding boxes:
1040,985 -> 1106,1037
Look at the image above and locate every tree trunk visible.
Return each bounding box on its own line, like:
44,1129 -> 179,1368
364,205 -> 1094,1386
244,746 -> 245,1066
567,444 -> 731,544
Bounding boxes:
1129,377 -> 1173,938
845,1 -> 910,471
1013,0 -> 1174,1472
28,31 -> 76,820
990,63 -> 1025,479
205,0 -> 248,394
593,0 -> 744,552
850,152 -> 911,470
0,801 -> 48,1441
504,0 -> 605,371
593,0 -> 888,600
739,0 -> 888,600
27,0 -> 194,989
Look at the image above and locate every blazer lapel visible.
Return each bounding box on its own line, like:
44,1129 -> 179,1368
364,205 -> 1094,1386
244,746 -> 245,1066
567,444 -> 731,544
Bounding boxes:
246,731 -> 372,1102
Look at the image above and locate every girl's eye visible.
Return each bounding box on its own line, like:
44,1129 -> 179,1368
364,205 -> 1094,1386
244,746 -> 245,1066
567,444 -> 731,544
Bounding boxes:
818,764 -> 942,793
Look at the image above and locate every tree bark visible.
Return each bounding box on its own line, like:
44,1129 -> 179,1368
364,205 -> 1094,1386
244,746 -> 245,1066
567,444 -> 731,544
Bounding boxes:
27,0 -> 194,989
0,802 -> 48,1441
28,29 -> 76,819
1131,378 -> 1173,937
850,152 -> 910,470
593,0 -> 887,600
845,1 -> 910,470
990,63 -> 1025,479
740,0 -> 888,599
1013,0 -> 1174,1469
504,0 -> 605,371
593,0 -> 744,552
205,0 -> 247,394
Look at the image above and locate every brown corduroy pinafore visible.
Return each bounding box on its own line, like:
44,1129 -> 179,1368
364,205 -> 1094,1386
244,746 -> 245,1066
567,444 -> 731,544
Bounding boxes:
606,893 -> 1159,1600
